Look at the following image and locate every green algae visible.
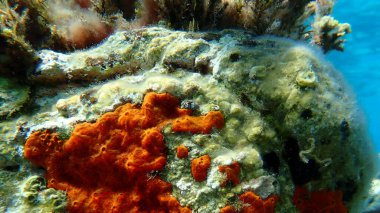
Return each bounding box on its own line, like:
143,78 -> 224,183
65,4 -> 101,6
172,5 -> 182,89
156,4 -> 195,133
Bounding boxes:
0,77 -> 29,119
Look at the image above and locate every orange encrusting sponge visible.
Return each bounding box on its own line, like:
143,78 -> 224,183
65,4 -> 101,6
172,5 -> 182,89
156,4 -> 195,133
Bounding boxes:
191,155 -> 212,182
220,191 -> 279,213
293,186 -> 348,213
24,92 -> 224,213
176,145 -> 189,159
218,161 -> 240,187
172,111 -> 224,134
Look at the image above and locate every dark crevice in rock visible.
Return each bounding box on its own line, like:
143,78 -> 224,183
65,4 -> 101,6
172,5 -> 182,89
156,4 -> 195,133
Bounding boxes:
282,136 -> 321,185
262,152 -> 280,174
229,53 -> 241,62
239,93 -> 253,108
300,108 -> 313,120
3,165 -> 20,172
337,179 -> 357,203
340,119 -> 350,141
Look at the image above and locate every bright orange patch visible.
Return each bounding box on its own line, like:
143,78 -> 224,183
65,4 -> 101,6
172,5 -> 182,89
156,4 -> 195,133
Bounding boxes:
218,161 -> 240,187
220,191 -> 279,213
75,0 -> 91,8
176,145 -> 189,159
191,155 -> 212,182
24,92 -> 224,213
293,186 -> 347,213
220,205 -> 236,213
239,191 -> 278,212
172,111 -> 224,134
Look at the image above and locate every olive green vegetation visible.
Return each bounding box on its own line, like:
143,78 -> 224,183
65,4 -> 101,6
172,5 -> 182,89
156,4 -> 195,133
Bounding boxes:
0,77 -> 30,118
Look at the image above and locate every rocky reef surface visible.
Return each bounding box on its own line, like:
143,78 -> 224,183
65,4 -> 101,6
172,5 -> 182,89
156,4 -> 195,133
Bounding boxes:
0,27 -> 377,212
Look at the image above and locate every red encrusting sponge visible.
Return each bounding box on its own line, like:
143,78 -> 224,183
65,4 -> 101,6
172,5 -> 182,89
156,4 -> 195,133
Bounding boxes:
218,161 -> 241,187
176,145 -> 189,159
24,92 -> 224,213
220,191 -> 279,213
293,186 -> 348,213
191,155 -> 212,182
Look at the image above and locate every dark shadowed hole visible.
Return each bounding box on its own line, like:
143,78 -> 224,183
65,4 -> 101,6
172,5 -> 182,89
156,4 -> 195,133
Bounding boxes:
300,109 -> 313,120
3,164 -> 20,172
240,93 -> 253,108
282,136 -> 320,185
262,152 -> 280,174
337,179 -> 357,202
229,53 -> 241,62
340,119 -> 350,140
195,63 -> 212,74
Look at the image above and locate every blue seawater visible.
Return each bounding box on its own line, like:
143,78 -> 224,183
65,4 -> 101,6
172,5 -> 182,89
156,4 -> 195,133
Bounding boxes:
328,0 -> 380,151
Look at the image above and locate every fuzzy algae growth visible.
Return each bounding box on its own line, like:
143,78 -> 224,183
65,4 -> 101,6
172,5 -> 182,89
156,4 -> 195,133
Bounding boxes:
0,77 -> 29,119
0,27 -> 377,212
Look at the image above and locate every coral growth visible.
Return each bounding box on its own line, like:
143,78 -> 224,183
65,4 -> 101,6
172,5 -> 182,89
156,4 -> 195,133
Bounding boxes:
136,0 -> 350,52
46,0 -> 113,49
191,155 -> 212,182
0,0 -> 33,52
218,161 -> 240,187
24,92 -> 224,212
308,0 -> 351,52
176,145 -> 189,159
312,15 -> 351,53
220,191 -> 279,213
0,0 -> 350,55
293,186 -> 348,213
0,0 -> 39,76
0,0 -> 114,51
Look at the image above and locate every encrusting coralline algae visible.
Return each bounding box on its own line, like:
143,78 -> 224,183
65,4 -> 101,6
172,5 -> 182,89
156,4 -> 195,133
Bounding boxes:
0,0 -> 378,213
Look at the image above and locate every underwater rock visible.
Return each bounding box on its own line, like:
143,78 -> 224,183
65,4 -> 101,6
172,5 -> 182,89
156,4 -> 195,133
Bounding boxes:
0,77 -> 29,119
367,183 -> 380,212
20,175 -> 67,212
0,27 -> 376,212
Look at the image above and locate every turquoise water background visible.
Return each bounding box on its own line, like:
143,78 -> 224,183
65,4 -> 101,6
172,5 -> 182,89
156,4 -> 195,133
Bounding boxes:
328,0 -> 380,151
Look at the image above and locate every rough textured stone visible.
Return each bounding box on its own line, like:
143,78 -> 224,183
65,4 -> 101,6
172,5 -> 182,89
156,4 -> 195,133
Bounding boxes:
0,27 -> 376,212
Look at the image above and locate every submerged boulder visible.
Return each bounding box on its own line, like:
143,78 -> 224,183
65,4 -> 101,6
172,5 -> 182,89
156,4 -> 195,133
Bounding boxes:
0,27 -> 376,212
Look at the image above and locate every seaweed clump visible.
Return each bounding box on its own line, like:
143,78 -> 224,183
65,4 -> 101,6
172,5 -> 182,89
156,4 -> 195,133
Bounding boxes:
0,0 -> 350,53
0,0 -> 351,77
137,0 -> 350,53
